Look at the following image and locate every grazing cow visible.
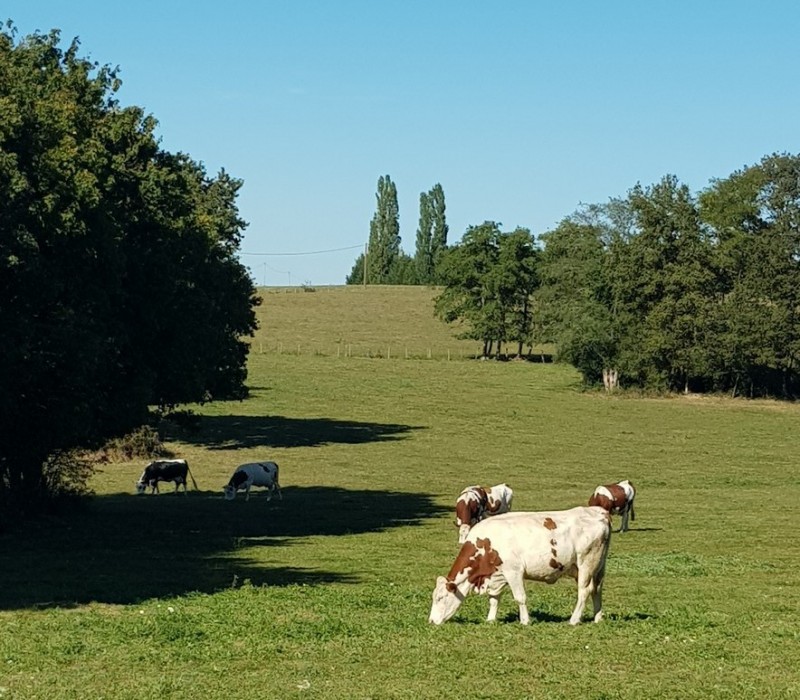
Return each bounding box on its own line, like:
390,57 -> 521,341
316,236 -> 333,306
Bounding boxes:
136,459 -> 197,495
429,507 -> 612,626
588,480 -> 636,532
223,462 -> 282,501
455,483 -> 513,544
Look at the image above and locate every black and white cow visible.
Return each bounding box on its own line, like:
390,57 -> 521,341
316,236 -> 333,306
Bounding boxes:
136,459 -> 197,495
223,462 -> 282,501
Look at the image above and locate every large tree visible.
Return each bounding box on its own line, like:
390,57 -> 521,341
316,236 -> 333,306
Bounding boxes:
700,153 -> 800,396
414,190 -> 433,284
0,27 -> 258,509
537,216 -> 618,386
366,174 -> 400,284
435,222 -> 538,357
619,175 -> 718,392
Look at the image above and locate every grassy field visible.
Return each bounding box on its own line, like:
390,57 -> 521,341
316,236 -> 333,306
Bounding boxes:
1,286 -> 799,699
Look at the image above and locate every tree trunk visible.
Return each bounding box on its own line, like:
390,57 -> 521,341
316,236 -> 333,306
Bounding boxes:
602,368 -> 619,392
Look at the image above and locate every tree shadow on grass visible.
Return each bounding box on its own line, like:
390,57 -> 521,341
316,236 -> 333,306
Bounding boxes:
0,485 -> 446,610
164,414 -> 424,450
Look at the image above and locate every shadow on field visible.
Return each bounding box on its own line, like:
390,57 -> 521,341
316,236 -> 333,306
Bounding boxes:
166,414 -> 423,450
493,610 -> 656,624
0,485 -> 445,610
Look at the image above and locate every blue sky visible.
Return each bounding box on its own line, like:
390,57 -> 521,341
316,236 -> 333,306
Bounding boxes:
5,2 -> 800,285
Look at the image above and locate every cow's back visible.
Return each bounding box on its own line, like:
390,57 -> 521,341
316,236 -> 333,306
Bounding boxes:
466,507 -> 611,582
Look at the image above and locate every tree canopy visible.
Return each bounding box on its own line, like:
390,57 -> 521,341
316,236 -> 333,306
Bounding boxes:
434,222 -> 539,357
0,26 -> 259,509
348,178 -> 448,285
537,155 -> 800,396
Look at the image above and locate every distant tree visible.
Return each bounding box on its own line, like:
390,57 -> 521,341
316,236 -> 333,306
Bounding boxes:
435,222 -> 538,357
366,175 -> 400,284
345,252 -> 366,285
621,175 -> 718,392
414,191 -> 434,283
700,153 -> 800,396
0,27 -> 258,513
429,184 -> 449,282
414,184 -> 448,285
537,216 -> 618,386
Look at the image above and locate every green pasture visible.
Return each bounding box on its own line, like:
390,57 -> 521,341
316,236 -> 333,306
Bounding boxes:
1,287 -> 799,699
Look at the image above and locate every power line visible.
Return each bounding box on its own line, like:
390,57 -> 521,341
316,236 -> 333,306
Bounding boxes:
240,244 -> 364,257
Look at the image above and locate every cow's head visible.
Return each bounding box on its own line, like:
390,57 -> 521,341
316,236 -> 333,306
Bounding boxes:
135,479 -> 147,495
428,576 -> 465,625
222,484 -> 237,500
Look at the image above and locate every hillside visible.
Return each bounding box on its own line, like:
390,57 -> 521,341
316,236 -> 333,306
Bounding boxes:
252,284 -> 485,359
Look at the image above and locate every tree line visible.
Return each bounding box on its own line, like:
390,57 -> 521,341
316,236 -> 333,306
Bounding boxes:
0,26 -> 258,514
540,155 -> 800,397
353,156 -> 800,398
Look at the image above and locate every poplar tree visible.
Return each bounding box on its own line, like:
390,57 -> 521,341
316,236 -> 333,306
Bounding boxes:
414,190 -> 433,283
366,175 -> 400,284
429,183 -> 449,282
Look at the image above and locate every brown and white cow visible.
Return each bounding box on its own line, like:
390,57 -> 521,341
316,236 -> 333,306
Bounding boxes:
455,483 -> 513,544
429,507 -> 611,625
588,480 -> 636,532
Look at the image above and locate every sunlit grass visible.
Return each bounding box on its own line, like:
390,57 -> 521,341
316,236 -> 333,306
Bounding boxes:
1,286 -> 799,699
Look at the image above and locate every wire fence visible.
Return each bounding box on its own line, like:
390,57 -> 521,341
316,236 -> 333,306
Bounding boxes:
249,341 -> 554,362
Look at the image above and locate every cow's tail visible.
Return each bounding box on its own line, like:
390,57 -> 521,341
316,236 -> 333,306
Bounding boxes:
187,465 -> 199,491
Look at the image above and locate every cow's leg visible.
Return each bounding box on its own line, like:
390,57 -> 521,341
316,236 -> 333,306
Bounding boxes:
505,572 -> 529,625
486,594 -> 500,623
619,508 -> 629,533
265,486 -> 272,502
275,482 -> 283,500
570,567 -> 593,625
591,565 -> 606,623
244,485 -> 251,502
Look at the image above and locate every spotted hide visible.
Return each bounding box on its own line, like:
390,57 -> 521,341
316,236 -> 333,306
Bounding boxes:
136,459 -> 197,495
588,480 -> 636,532
455,483 -> 513,544
429,507 -> 612,625
223,462 -> 282,501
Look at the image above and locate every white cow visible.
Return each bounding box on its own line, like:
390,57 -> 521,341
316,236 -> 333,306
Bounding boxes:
223,462 -> 282,501
455,483 -> 514,544
588,479 -> 636,532
429,507 -> 612,625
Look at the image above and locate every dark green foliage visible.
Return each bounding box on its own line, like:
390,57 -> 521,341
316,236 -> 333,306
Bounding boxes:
537,216 -> 617,383
348,177 -> 444,286
0,26 -> 258,511
414,183 -> 448,284
429,183 -> 449,282
366,174 -> 400,284
435,222 -> 539,357
538,155 -> 800,396
414,190 -> 434,283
